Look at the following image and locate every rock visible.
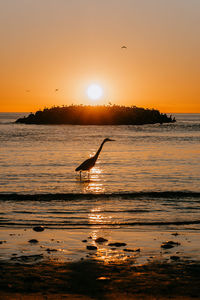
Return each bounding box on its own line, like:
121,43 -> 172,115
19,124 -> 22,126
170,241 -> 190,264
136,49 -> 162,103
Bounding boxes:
28,239 -> 39,244
123,248 -> 135,252
0,241 -> 6,244
33,226 -> 44,232
108,242 -> 127,247
123,248 -> 140,252
170,255 -> 180,261
161,244 -> 174,249
86,245 -> 97,250
95,237 -> 108,244
10,254 -> 43,262
171,232 -> 179,236
82,239 -> 88,243
167,241 -> 180,246
161,241 -> 180,249
46,248 -> 58,253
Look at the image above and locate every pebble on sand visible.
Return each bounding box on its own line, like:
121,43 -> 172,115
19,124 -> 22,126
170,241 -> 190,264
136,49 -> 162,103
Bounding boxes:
28,239 -> 39,244
123,248 -> 140,252
161,241 -> 180,249
87,245 -> 97,250
46,248 -> 58,253
33,226 -> 44,232
108,242 -> 127,247
170,255 -> 180,261
95,237 -> 108,244
10,254 -> 43,262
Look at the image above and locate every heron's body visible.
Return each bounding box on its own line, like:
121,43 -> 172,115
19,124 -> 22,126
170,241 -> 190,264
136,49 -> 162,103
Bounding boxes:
75,157 -> 96,172
75,138 -> 114,176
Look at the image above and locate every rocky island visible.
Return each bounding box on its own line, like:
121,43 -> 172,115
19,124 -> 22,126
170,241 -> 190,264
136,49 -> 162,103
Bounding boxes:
16,105 -> 176,125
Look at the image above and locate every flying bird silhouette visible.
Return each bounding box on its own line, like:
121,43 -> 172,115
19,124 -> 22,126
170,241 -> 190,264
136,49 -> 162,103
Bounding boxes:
121,46 -> 127,49
75,138 -> 115,178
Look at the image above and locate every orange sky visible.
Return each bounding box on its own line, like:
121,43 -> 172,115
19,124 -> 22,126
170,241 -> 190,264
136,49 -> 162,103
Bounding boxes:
0,0 -> 200,113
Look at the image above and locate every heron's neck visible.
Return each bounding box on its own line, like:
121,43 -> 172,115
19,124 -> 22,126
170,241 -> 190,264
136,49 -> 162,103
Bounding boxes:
94,141 -> 106,160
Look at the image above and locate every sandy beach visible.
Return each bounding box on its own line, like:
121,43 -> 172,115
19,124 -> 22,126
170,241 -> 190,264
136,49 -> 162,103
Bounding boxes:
1,226 -> 200,299
1,257 -> 200,299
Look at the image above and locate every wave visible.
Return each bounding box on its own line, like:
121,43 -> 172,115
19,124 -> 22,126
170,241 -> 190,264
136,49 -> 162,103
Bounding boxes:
0,191 -> 200,201
0,220 -> 200,228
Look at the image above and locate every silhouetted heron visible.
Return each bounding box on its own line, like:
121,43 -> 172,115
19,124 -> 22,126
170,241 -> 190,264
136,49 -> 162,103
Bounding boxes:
75,138 -> 115,178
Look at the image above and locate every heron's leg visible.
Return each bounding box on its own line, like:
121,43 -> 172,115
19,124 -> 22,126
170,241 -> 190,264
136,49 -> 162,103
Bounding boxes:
80,171 -> 82,181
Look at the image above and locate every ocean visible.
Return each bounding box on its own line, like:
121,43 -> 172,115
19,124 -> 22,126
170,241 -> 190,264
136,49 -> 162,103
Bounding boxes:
0,112 -> 200,262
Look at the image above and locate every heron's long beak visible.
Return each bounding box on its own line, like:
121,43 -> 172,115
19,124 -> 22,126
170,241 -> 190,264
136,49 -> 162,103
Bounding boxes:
109,139 -> 115,141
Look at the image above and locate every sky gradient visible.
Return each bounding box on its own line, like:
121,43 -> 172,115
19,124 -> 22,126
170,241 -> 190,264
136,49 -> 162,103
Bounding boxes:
0,0 -> 200,112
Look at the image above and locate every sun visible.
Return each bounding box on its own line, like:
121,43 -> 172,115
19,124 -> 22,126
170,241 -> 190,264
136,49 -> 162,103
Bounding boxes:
87,84 -> 103,101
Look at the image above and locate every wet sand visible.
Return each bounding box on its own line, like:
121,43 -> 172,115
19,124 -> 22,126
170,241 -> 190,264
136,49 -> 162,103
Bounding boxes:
0,259 -> 200,299
0,227 -> 200,299
1,227 -> 200,262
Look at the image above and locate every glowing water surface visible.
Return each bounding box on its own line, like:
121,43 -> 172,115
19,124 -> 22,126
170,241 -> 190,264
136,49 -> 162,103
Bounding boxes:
0,113 -> 199,264
0,113 -> 199,194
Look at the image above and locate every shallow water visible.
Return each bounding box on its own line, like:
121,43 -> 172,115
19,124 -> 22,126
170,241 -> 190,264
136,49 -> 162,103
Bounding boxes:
0,113 -> 200,194
0,193 -> 200,230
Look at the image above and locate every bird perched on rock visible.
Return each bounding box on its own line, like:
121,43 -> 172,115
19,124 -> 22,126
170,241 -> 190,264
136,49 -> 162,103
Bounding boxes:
75,138 -> 115,178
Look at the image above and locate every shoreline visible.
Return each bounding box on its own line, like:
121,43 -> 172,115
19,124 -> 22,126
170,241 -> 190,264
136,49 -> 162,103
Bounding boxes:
1,227 -> 200,263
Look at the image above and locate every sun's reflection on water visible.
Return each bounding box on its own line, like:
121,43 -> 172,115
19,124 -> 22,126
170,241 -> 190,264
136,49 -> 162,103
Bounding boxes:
89,207 -> 112,225
84,182 -> 105,193
86,212 -> 135,264
76,167 -> 136,263
77,167 -> 105,193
